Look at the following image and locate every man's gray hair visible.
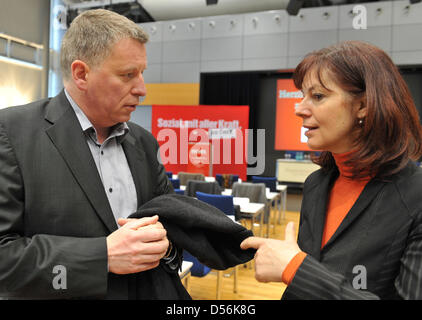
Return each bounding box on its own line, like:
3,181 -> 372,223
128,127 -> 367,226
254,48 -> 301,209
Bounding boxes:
60,9 -> 149,81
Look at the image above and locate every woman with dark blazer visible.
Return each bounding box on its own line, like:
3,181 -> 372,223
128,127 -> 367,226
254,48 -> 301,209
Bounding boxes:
241,41 -> 422,299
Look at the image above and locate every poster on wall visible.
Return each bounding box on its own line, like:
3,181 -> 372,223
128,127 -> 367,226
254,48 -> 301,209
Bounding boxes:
151,105 -> 249,181
186,142 -> 210,176
274,79 -> 312,151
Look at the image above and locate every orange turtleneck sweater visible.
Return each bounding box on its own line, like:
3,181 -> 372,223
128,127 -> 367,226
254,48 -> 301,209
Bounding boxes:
281,152 -> 371,285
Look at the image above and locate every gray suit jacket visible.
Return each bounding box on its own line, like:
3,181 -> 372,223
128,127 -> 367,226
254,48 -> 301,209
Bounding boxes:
282,161 -> 422,300
0,90 -> 173,299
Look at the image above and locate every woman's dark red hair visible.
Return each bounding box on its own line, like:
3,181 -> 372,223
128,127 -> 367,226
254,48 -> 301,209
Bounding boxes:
293,41 -> 422,180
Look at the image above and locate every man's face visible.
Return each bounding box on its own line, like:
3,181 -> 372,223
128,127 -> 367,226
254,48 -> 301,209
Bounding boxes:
84,38 -> 147,129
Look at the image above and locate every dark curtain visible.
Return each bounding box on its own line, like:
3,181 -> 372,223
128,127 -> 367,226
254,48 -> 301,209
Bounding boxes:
199,72 -> 260,130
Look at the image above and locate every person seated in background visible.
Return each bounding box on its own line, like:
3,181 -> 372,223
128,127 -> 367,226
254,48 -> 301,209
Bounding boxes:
241,40 -> 422,299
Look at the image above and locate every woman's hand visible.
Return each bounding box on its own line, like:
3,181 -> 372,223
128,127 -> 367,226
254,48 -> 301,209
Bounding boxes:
240,222 -> 302,282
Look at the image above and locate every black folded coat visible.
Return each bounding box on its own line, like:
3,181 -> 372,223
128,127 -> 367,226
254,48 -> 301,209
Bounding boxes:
127,194 -> 256,299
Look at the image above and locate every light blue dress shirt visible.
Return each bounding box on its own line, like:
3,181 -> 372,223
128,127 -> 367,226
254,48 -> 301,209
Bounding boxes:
64,89 -> 138,227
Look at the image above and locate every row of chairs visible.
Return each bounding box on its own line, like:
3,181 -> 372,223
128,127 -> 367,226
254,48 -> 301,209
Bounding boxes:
168,174 -> 278,224
167,171 -> 277,189
168,173 -> 277,193
170,176 -> 278,225
166,172 -> 240,189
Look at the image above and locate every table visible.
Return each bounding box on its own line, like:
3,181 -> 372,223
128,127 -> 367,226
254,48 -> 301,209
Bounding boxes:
221,188 -> 232,196
234,200 -> 265,237
178,260 -> 193,291
223,186 -> 287,237
233,197 -> 249,206
276,184 -> 288,223
173,175 -> 215,183
276,159 -> 319,183
223,189 -> 270,237
266,190 -> 280,236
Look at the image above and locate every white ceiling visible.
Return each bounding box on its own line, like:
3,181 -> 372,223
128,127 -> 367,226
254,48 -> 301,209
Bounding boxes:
138,0 -> 290,21
64,0 -> 293,21
63,0 -> 372,21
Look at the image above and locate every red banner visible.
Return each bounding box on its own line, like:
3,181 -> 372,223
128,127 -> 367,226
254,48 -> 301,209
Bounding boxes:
151,105 -> 249,181
274,79 -> 312,151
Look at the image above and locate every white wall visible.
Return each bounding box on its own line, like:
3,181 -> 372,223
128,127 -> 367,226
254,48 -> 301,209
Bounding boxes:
138,0 -> 422,84
0,0 -> 50,105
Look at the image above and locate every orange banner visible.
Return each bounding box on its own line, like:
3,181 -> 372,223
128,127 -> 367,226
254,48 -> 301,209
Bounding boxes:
274,79 -> 312,151
151,105 -> 249,180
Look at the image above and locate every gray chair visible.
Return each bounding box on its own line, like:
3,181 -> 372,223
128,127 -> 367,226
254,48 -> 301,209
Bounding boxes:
177,172 -> 205,186
185,180 -> 222,197
231,182 -> 270,224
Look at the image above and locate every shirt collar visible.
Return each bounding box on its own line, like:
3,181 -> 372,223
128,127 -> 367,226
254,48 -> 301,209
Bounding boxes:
64,89 -> 129,144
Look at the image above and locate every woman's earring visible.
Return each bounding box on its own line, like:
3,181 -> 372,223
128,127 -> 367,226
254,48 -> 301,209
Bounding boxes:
358,119 -> 363,126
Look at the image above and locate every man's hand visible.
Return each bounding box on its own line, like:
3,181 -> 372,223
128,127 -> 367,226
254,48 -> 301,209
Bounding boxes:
106,215 -> 169,274
240,221 -> 301,283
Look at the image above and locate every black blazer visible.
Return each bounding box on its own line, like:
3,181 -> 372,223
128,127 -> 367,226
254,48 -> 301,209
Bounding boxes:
282,161 -> 422,300
0,91 -> 173,299
128,194 -> 255,299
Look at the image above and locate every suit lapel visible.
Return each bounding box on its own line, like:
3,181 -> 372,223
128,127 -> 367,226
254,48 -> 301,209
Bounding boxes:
44,91 -> 117,233
321,178 -> 386,251
307,170 -> 336,260
121,129 -> 149,207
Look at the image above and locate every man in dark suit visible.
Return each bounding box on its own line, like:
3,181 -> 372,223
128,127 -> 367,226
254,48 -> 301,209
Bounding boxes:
0,9 -> 177,299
